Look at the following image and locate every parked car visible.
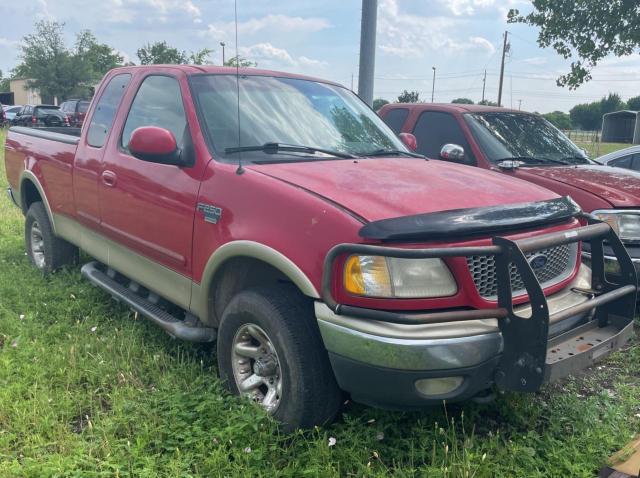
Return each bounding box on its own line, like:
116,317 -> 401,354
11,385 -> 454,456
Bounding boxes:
4,66 -> 637,430
379,103 -> 640,281
3,105 -> 24,123
0,104 -> 6,127
595,144 -> 640,172
59,99 -> 91,127
12,104 -> 70,127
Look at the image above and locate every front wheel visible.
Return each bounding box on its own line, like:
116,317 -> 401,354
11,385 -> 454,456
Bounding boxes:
217,285 -> 342,431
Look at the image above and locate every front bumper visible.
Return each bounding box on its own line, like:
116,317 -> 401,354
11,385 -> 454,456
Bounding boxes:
319,220 -> 637,408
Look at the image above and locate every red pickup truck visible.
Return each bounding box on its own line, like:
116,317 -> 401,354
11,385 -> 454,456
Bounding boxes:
4,66 -> 637,430
379,103 -> 640,282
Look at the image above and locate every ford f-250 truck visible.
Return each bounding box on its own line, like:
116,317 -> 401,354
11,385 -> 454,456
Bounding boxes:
4,66 -> 637,430
379,103 -> 640,283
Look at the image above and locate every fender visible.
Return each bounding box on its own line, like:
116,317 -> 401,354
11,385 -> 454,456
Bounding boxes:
191,240 -> 320,322
19,170 -> 57,234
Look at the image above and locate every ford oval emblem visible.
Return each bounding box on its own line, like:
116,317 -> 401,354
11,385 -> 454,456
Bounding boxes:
529,255 -> 548,270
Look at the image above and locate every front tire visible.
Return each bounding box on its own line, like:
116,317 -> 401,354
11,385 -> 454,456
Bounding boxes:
25,202 -> 78,275
217,285 -> 342,431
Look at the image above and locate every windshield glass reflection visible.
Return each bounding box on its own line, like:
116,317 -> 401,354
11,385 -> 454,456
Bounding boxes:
464,112 -> 590,166
190,74 -> 406,162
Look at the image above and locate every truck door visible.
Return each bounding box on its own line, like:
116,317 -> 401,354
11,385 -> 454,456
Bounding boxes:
74,73 -> 132,227
98,73 -> 202,280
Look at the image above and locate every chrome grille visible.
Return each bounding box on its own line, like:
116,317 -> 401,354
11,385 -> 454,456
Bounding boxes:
466,243 -> 578,300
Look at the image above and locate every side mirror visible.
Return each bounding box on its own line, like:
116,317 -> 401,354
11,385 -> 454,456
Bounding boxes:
399,132 -> 417,152
439,143 -> 465,162
129,126 -> 181,165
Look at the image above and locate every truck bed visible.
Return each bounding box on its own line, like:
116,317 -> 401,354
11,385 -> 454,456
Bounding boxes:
4,126 -> 80,218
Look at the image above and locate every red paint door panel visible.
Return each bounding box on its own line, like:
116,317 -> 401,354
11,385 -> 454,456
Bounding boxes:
98,73 -> 201,276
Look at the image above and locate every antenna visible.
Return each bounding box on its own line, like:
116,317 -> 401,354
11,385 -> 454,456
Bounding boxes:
234,0 -> 244,175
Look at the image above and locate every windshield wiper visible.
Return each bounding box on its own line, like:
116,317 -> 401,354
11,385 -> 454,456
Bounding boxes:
497,156 -> 568,166
361,149 -> 426,158
224,142 -> 356,159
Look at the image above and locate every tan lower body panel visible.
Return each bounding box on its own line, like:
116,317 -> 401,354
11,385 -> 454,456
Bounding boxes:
54,214 -> 193,312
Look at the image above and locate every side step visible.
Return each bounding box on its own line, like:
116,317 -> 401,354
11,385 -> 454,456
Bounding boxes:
81,261 -> 216,343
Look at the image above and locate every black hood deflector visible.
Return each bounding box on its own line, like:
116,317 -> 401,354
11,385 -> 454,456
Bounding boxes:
359,196 -> 581,242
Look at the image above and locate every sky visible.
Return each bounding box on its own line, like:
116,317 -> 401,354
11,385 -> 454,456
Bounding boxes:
0,0 -> 639,114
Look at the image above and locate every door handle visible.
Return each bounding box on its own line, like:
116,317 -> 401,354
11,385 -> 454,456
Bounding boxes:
102,170 -> 117,187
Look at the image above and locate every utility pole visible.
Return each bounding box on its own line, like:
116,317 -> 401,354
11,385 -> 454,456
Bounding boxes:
351,73 -> 354,91
220,42 -> 226,64
431,66 -> 436,102
497,31 -> 509,107
481,69 -> 486,103
518,99 -> 522,110
357,0 -> 378,106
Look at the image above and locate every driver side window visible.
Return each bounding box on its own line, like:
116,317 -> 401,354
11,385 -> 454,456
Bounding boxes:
121,75 -> 187,151
412,111 -> 476,164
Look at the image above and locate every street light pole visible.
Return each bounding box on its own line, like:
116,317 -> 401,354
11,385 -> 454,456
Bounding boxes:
431,66 -> 436,103
357,0 -> 378,106
220,42 -> 226,65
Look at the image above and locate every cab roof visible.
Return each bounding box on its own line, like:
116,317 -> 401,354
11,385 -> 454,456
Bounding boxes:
107,64 -> 344,88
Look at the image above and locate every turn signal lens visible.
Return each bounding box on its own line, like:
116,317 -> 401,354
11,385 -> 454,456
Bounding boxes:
344,255 -> 391,297
343,255 -> 457,298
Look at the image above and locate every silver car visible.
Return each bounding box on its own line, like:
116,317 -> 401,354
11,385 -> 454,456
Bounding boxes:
2,105 -> 23,123
595,144 -> 640,172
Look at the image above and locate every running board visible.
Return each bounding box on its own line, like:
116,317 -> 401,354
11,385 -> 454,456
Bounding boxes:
81,261 -> 216,343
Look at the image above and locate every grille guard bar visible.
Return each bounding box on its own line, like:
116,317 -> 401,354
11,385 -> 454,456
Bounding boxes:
321,217 -> 637,392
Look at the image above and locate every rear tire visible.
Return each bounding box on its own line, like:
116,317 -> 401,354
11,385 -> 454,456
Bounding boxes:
217,285 -> 342,431
25,202 -> 78,275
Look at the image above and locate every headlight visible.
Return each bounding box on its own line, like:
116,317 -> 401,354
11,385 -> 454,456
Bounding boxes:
343,255 -> 457,298
593,210 -> 640,241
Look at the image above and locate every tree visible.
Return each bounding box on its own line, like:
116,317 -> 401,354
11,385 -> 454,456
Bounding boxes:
137,41 -> 188,65
14,20 -> 90,101
451,98 -> 474,104
542,111 -> 572,130
569,93 -> 626,130
508,1 -> 640,89
189,48 -> 213,65
627,96 -> 640,111
478,99 -> 498,106
224,55 -> 257,67
373,98 -> 389,111
75,30 -> 123,81
0,70 -> 9,92
397,90 -> 420,103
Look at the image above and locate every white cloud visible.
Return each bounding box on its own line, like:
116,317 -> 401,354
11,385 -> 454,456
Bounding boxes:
439,0 -> 524,17
203,13 -> 330,41
378,0 -> 496,58
469,36 -> 496,55
239,42 -> 327,70
105,0 -> 201,24
522,56 -> 547,66
0,38 -> 20,47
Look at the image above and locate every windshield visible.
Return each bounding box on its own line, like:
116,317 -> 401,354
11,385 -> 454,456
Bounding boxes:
189,74 -> 406,162
464,112 -> 590,166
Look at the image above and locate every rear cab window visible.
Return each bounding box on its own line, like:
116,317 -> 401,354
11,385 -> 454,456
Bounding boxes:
87,73 -> 132,148
382,108 -> 410,134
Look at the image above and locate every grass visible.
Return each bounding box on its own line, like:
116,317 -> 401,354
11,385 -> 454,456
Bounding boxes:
1,127 -> 640,477
574,141 -> 630,158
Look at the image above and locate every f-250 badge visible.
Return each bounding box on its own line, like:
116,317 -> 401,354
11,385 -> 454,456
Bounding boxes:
197,203 -> 223,224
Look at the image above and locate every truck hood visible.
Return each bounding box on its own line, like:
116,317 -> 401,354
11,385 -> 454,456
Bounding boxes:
516,165 -> 640,208
249,158 -> 559,222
